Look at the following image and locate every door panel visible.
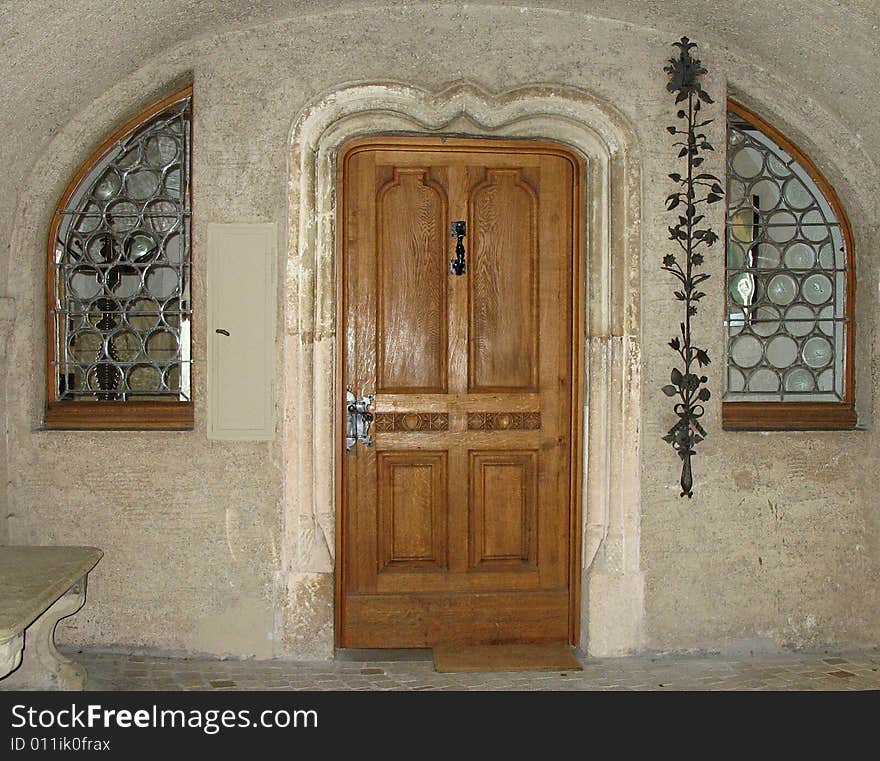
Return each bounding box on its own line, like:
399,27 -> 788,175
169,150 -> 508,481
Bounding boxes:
377,451 -> 448,571
377,169 -> 448,393
469,169 -> 539,392
340,137 -> 579,647
469,450 -> 538,569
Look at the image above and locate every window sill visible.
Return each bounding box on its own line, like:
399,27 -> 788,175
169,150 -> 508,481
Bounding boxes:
43,401 -> 194,431
722,401 -> 857,431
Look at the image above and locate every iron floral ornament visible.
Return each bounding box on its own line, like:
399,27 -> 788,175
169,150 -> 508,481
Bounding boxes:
661,37 -> 723,498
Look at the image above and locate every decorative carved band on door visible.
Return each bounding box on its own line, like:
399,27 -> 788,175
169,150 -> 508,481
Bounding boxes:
373,412 -> 450,432
467,412 -> 541,430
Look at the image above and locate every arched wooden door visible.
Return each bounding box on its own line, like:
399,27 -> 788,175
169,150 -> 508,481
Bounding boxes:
337,136 -> 583,647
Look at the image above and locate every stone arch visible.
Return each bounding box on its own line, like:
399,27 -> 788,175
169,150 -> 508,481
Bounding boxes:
279,81 -> 644,658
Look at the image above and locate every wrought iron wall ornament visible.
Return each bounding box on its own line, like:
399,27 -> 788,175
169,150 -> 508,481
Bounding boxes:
660,37 -> 724,497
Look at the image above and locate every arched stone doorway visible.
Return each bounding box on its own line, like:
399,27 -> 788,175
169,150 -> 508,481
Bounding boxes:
279,82 -> 644,658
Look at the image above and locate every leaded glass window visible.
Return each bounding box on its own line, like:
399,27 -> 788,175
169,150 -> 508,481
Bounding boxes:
46,88 -> 192,428
725,105 -> 851,408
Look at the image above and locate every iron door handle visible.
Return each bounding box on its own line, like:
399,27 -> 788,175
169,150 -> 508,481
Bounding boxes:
450,220 -> 466,275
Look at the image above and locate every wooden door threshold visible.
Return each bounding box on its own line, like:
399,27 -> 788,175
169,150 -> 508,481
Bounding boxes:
432,642 -> 582,673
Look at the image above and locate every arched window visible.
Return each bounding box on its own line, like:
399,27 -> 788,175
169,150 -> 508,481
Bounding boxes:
45,86 -> 193,430
724,99 -> 855,430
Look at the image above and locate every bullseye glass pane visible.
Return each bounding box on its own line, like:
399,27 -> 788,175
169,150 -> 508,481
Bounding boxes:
802,273 -> 832,305
785,368 -> 815,393
729,273 -> 757,306
784,304 -> 815,337
783,178 -> 812,209
802,336 -> 833,368
730,335 -> 763,368
731,146 -> 763,178
766,335 -> 798,368
767,274 -> 797,305
748,367 -> 780,393
751,306 -> 780,337
784,242 -> 815,269
754,243 -> 781,269
766,210 -> 797,243
93,170 -> 122,200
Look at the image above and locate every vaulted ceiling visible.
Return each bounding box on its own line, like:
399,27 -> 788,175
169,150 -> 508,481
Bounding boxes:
2,1 -> 877,279
3,1 -> 875,131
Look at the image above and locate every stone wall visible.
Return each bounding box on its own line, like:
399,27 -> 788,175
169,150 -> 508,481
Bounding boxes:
2,2 -> 878,657
0,298 -> 12,546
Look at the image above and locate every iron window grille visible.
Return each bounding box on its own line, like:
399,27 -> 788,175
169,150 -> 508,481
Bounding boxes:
45,87 -> 193,429
723,100 -> 856,429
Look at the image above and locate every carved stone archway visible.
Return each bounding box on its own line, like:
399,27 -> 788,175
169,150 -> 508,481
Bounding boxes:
278,82 -> 644,658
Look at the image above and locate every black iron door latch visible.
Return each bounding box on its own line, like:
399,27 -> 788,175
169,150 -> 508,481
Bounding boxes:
449,220 -> 466,275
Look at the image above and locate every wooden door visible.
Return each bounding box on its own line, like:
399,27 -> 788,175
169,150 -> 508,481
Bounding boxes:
338,136 -> 582,648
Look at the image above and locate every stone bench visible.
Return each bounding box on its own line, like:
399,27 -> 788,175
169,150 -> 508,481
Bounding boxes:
0,546 -> 102,690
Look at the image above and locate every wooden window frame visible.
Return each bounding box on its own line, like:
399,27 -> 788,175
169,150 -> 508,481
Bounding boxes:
723,99 -> 856,431
44,85 -> 194,431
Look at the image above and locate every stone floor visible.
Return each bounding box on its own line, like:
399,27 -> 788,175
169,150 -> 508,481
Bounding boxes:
66,647 -> 880,691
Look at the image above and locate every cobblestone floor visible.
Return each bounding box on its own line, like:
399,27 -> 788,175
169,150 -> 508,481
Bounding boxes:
66,647 -> 880,691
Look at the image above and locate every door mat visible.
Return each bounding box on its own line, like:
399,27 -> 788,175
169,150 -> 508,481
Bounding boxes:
432,642 -> 582,673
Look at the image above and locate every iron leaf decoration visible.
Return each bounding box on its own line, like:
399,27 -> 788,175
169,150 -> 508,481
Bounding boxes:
661,37 -> 723,498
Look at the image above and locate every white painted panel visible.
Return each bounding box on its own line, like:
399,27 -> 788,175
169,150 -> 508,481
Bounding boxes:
208,223 -> 276,440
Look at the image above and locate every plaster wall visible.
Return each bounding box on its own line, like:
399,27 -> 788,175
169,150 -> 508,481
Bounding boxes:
0,297 -> 12,546
3,3 -> 879,657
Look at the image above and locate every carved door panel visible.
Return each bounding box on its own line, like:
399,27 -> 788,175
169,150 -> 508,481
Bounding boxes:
339,137 -> 579,647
